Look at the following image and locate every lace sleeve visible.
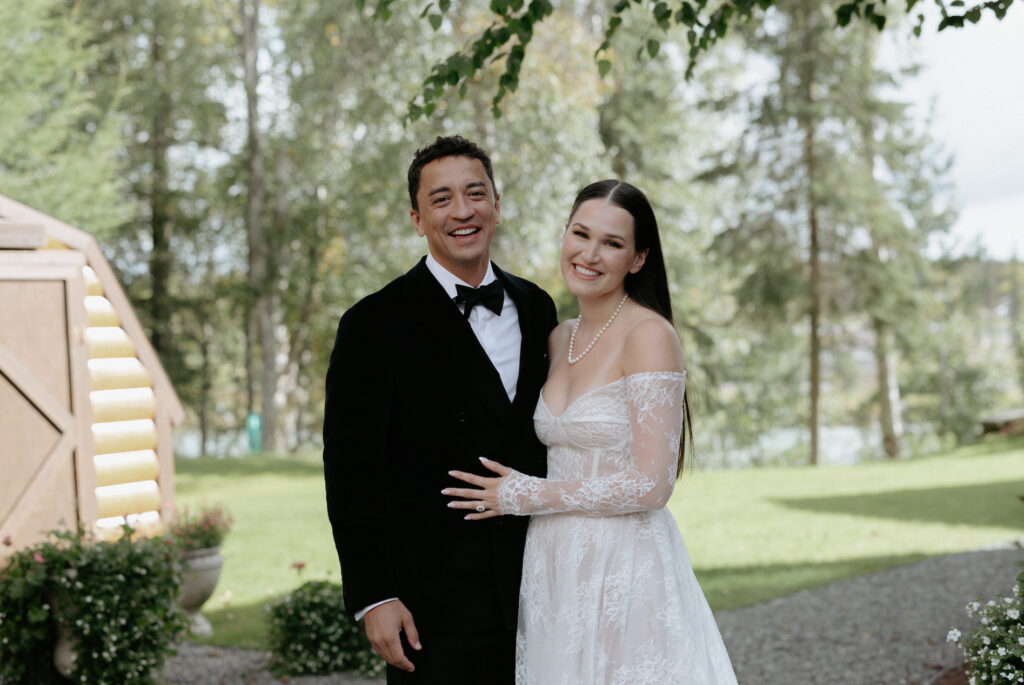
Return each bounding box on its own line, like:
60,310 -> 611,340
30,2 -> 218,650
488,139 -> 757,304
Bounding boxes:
497,372 -> 685,517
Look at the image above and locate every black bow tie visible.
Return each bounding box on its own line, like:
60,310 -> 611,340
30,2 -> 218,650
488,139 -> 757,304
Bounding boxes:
454,281 -> 504,319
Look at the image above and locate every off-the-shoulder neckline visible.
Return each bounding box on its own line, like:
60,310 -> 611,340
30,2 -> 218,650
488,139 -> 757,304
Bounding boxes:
539,370 -> 686,419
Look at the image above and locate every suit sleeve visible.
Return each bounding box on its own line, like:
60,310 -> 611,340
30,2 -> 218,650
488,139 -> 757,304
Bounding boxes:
323,302 -> 397,616
542,289 -> 558,337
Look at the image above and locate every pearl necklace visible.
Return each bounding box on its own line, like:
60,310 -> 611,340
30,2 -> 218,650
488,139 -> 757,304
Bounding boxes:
568,294 -> 628,365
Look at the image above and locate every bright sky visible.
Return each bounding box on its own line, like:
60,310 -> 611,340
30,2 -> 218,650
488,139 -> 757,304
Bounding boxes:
892,8 -> 1024,259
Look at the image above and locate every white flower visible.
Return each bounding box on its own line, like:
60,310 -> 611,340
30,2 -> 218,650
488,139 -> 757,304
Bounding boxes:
947,628 -> 962,643
1008,608 -> 1020,620
999,647 -> 1008,657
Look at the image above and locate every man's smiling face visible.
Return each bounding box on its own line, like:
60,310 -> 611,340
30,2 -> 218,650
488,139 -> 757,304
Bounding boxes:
410,155 -> 500,286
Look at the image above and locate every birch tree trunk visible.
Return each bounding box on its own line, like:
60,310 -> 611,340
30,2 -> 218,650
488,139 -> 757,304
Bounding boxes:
240,0 -> 280,451
149,11 -> 172,354
800,33 -> 822,467
872,318 -> 903,457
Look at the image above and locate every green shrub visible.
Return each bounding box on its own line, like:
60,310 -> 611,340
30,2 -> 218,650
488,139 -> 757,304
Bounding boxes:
947,568 -> 1024,684
267,580 -> 384,678
0,526 -> 188,685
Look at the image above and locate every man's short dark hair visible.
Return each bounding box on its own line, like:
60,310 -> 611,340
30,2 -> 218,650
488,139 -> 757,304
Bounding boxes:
407,135 -> 496,210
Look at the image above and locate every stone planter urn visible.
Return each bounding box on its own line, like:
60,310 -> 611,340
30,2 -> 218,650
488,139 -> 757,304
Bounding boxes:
177,546 -> 224,637
53,624 -> 76,677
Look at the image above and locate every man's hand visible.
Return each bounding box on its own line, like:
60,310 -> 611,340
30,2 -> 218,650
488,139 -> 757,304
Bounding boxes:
364,600 -> 421,672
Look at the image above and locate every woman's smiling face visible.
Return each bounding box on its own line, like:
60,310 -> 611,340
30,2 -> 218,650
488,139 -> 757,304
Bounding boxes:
561,199 -> 646,298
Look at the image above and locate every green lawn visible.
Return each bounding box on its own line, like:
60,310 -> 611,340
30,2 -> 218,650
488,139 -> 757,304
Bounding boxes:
175,438 -> 1024,648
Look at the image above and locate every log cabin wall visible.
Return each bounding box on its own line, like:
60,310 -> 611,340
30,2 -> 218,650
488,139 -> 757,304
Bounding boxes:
0,195 -> 183,561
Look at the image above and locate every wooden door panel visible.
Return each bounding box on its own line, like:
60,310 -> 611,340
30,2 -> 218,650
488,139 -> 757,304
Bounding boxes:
0,372 -> 62,524
0,280 -> 71,412
0,275 -> 80,557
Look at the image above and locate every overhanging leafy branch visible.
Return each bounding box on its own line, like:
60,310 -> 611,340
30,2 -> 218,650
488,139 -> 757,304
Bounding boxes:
362,0 -> 1015,120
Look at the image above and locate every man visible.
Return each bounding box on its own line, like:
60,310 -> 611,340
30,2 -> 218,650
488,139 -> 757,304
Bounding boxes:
323,135 -> 558,684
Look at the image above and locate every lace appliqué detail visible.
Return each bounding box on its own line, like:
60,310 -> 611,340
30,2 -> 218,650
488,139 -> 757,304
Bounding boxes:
513,370 -> 738,684
497,472 -> 547,516
497,371 -> 685,517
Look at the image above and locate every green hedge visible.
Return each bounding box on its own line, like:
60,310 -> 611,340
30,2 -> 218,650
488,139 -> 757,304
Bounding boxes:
267,580 -> 385,678
0,526 -> 187,685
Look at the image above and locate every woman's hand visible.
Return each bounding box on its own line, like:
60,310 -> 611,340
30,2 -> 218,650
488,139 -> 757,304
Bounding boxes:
443,457 -> 514,520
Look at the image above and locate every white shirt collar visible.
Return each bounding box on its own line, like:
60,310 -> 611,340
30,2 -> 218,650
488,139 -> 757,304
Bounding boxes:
425,253 -> 498,300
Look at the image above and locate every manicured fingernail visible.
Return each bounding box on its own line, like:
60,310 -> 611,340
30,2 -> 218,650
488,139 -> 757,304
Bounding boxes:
441,489 -> 449,494
414,642 -> 422,650
447,502 -> 456,508
448,470 -> 455,475
479,456 -> 488,462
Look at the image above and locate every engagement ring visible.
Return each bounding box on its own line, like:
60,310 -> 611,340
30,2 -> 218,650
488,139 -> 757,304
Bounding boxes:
475,504 -> 486,512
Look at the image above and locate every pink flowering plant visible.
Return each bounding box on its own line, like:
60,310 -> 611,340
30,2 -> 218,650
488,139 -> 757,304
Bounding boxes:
947,568 -> 1024,684
168,505 -> 233,553
0,525 -> 188,684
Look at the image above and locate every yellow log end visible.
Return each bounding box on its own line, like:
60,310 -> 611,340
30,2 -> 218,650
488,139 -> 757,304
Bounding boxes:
85,296 -> 119,327
94,450 -> 160,486
88,358 -> 151,391
90,387 -> 156,422
95,481 -> 161,519
95,511 -> 163,540
83,265 -> 103,296
92,418 -> 157,455
86,327 -> 136,359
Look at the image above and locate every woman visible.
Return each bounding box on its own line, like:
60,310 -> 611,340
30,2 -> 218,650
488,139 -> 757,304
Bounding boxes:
444,180 -> 738,684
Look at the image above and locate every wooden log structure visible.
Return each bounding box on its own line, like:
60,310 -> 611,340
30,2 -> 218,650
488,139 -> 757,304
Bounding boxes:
0,194 -> 183,559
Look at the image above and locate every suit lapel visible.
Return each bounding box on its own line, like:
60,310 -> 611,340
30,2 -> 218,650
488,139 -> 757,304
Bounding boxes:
404,259 -> 512,422
494,264 -> 546,414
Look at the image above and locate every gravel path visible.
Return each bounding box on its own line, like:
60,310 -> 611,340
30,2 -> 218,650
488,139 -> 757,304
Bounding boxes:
162,541 -> 1022,684
716,541 -> 1022,685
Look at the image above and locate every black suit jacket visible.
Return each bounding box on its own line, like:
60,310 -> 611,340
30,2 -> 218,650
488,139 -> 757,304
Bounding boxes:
323,257 -> 558,636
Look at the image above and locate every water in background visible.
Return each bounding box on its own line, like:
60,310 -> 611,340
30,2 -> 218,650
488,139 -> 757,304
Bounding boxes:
702,424 -> 939,469
175,424 -> 936,466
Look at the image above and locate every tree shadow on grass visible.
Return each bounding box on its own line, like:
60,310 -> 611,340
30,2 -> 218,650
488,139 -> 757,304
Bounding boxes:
175,455 -> 324,479
696,551 -> 933,611
772,479 -> 1024,529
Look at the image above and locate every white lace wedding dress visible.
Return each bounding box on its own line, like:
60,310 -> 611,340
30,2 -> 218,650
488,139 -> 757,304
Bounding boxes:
497,371 -> 738,685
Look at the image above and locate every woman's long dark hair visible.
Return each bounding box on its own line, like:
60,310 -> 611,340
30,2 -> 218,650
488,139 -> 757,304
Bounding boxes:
568,180 -> 694,473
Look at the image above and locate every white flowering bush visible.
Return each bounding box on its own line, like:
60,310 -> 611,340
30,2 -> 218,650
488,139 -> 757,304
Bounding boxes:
0,525 -> 187,684
948,568 -> 1024,684
267,580 -> 385,678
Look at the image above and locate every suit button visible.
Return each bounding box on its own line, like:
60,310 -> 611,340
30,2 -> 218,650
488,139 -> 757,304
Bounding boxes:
455,410 -> 466,423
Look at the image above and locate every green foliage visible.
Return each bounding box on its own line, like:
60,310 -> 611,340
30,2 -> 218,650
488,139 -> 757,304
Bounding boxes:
0,0 -> 129,237
947,569 -> 1024,682
0,526 -> 187,685
167,505 -> 233,553
3,0 -> 1010,465
391,0 -> 1017,117
266,580 -> 384,678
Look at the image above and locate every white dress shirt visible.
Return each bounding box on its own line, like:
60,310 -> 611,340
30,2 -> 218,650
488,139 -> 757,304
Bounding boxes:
424,253 -> 522,401
355,254 -> 523,621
